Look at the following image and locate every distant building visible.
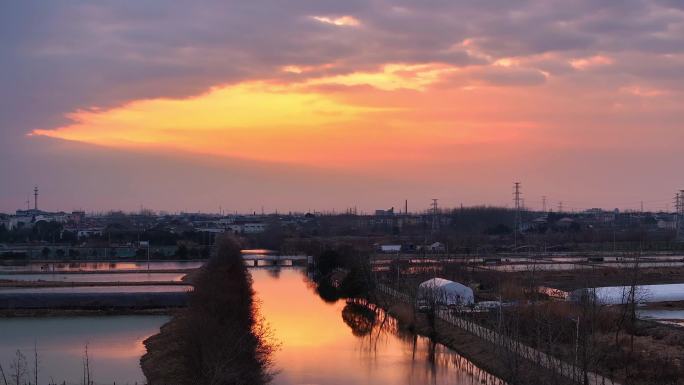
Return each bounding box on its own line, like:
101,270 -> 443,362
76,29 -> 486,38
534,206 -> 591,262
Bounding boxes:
218,217 -> 235,225
427,242 -> 446,252
379,244 -> 402,253
7,216 -> 33,230
374,207 -> 395,216
242,223 -> 266,234
62,226 -> 104,238
584,208 -> 616,223
556,217 -> 576,228
67,211 -> 86,223
657,218 -> 677,230
196,227 -> 227,234
15,209 -> 46,217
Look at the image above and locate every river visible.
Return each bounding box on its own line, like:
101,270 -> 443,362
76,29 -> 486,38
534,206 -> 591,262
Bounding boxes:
0,261 -> 205,273
0,266 -> 501,385
0,316 -> 169,385
252,268 -> 502,385
0,272 -> 186,282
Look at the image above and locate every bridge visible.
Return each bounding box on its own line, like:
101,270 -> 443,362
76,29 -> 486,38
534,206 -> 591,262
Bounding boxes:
242,254 -> 311,267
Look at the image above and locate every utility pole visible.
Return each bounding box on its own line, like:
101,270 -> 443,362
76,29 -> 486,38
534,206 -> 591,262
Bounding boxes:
542,196 -> 547,212
513,182 -> 522,248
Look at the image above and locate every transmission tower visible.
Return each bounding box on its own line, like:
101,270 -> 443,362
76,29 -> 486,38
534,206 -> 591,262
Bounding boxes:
674,190 -> 684,239
558,201 -> 564,213
675,192 -> 680,225
431,199 -> 439,233
513,182 -> 522,247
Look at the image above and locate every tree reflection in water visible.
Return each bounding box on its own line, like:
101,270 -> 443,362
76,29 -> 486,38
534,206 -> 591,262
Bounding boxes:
341,298 -> 507,385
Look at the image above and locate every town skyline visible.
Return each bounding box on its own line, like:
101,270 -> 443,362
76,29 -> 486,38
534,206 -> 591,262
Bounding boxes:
2,184 -> 682,216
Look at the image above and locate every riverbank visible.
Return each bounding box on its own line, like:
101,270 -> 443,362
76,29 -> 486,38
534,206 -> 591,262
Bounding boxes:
0,307 -> 177,317
0,280 -> 188,288
141,319 -> 189,384
372,290 -> 575,385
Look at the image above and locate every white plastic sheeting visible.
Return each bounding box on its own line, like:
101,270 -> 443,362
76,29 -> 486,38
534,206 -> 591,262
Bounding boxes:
418,278 -> 474,306
570,283 -> 684,304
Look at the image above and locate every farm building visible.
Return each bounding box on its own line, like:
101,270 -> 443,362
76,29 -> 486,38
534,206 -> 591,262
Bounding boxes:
570,283 -> 684,305
417,278 -> 474,306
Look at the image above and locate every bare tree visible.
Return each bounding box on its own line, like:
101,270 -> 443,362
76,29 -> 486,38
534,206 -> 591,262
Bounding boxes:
0,362 -> 8,385
32,342 -> 38,385
10,350 -> 27,385
82,344 -> 92,385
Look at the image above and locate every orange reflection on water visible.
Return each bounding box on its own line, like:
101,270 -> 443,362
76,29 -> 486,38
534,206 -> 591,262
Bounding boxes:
254,271 -> 348,347
58,333 -> 149,360
251,268 -> 504,385
0,315 -> 169,384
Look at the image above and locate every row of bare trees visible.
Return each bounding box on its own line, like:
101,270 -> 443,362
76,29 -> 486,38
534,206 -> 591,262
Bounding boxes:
0,344 -> 93,385
378,245 -> 684,385
491,252 -> 682,385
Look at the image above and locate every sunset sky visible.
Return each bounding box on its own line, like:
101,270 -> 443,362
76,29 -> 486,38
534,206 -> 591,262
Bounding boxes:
1,1 -> 683,213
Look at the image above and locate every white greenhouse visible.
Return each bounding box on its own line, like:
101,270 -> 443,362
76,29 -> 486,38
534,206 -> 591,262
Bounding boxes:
570,283 -> 684,305
417,278 -> 475,307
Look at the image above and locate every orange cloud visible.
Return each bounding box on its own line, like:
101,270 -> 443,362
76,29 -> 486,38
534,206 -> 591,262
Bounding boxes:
311,15 -> 361,27
30,62 -> 567,175
569,55 -> 613,70
31,63 -> 499,169
305,63 -> 458,91
32,81 -> 388,166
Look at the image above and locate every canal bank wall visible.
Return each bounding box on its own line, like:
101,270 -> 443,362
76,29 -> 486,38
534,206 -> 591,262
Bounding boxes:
0,292 -> 188,310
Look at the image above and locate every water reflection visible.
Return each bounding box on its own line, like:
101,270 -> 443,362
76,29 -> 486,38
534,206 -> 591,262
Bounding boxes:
0,261 -> 205,273
0,285 -> 192,294
0,272 -> 186,283
0,316 -> 168,385
251,268 -> 503,385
